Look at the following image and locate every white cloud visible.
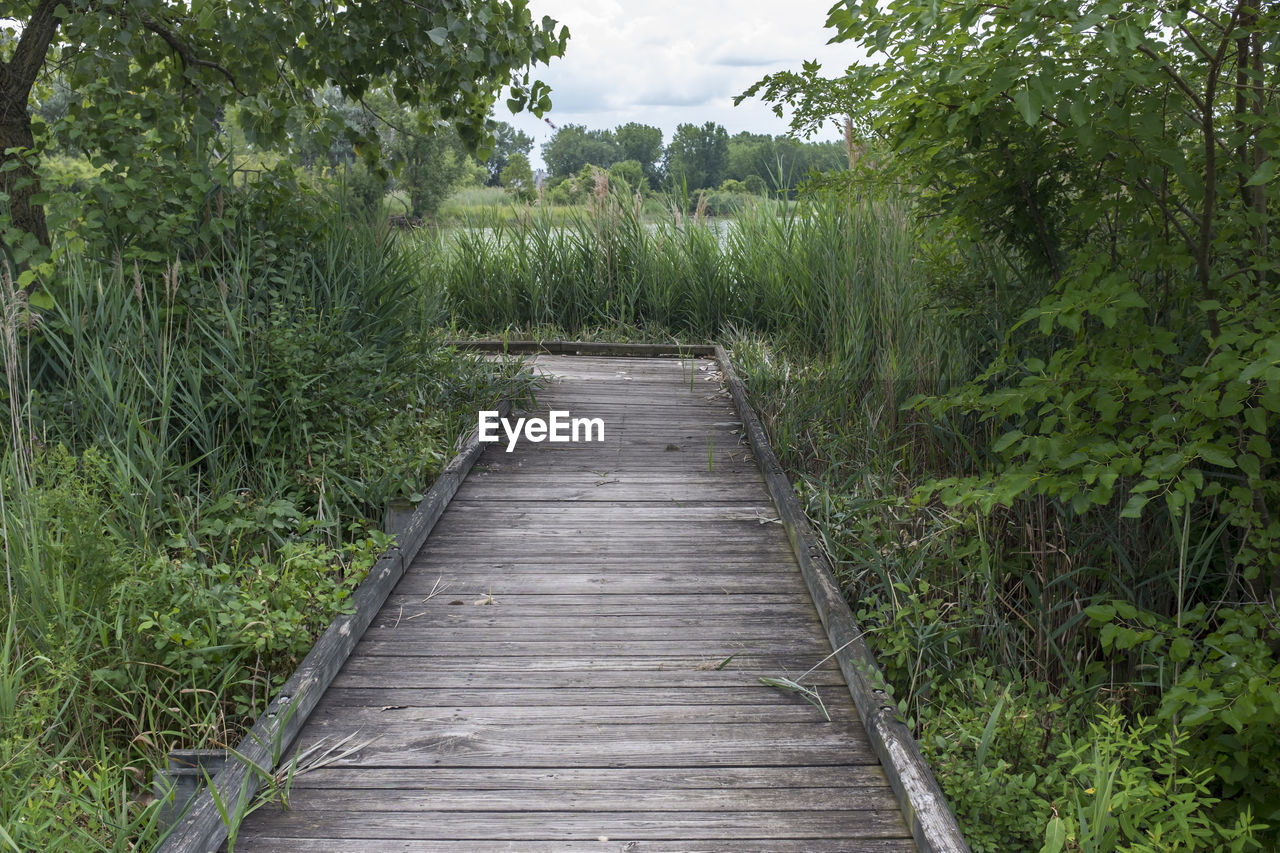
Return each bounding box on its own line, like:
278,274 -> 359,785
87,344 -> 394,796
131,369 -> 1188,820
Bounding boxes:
505,0 -> 863,169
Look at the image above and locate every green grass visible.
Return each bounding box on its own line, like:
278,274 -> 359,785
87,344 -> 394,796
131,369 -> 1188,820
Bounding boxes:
0,214 -> 531,850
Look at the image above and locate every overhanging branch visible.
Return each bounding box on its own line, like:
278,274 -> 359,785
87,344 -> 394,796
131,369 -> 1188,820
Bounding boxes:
139,11 -> 245,96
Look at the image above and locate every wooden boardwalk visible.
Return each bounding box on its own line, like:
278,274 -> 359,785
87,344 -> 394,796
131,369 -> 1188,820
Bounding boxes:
231,355 -> 915,852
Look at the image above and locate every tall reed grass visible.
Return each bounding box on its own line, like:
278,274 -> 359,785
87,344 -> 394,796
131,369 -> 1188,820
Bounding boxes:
434,187 -> 964,431
0,214 -> 523,850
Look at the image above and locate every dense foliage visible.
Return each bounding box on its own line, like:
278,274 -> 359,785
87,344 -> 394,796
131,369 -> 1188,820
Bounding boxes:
538,120 -> 845,196
1,2 -> 562,848
734,0 -> 1280,846
430,173 -> 1277,847
0,0 -> 567,282
1,193 -> 530,848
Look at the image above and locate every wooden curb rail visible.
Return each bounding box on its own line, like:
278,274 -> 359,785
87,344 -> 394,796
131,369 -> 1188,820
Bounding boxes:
156,400 -> 510,853
452,339 -> 717,357
713,344 -> 971,853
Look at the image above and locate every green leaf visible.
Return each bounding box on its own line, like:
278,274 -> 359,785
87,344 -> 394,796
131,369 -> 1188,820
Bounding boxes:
992,430 -> 1024,453
1198,446 -> 1237,468
1085,604 -> 1116,623
427,26 -> 448,45
1040,817 -> 1067,853
1120,493 -> 1150,519
1013,86 -> 1040,126
1245,158 -> 1276,187
1244,407 -> 1266,433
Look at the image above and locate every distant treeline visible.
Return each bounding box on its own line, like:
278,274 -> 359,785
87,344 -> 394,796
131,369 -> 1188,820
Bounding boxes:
539,121 -> 847,200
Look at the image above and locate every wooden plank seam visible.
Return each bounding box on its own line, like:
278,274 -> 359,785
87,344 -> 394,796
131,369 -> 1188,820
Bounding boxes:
155,400 -> 512,853
714,344 -> 972,853
453,339 -> 718,357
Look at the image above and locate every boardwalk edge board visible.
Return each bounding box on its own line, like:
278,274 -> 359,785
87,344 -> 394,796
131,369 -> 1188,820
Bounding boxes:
156,399 -> 512,853
454,339 -> 717,357
713,344 -> 972,853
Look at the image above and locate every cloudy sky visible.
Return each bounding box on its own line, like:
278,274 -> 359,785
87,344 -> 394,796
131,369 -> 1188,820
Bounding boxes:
504,1 -> 862,169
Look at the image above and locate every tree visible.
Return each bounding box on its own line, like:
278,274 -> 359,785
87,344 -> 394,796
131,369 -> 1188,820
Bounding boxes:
0,0 -> 568,275
726,132 -> 775,186
613,122 -> 663,187
386,119 -> 471,220
483,120 -> 534,186
725,132 -> 846,196
608,159 -> 645,194
285,86 -> 377,169
541,124 -> 616,178
500,151 -> 536,203
742,174 -> 767,195
745,2 -> 1280,605
663,122 -> 728,191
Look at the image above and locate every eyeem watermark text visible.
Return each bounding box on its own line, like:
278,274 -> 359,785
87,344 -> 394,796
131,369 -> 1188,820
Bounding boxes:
478,410 -> 605,452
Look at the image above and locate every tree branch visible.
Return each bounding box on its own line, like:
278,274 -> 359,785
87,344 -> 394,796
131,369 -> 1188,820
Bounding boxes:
139,12 -> 245,96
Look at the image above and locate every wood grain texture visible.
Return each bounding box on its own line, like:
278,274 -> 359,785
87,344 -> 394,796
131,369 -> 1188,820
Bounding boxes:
221,352 -> 918,852
229,840 -> 915,853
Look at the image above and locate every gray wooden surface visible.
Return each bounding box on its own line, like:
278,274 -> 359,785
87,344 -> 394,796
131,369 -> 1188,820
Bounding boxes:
230,355 -> 915,852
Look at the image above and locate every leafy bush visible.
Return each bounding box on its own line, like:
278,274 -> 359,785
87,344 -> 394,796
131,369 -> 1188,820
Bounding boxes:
1087,602 -> 1280,832
121,519 -> 387,716
1046,710 -> 1262,853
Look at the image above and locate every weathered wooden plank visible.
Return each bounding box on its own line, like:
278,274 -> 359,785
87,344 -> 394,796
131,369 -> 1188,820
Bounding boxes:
233,809 -> 908,841
715,344 -> 966,853
282,737 -> 876,771
389,574 -> 801,595
426,520 -> 787,539
433,506 -> 775,523
473,440 -> 751,453
413,537 -> 792,551
352,638 -> 831,657
245,785 -> 901,813
514,389 -> 733,402
410,549 -> 795,561
407,557 -> 796,571
462,471 -> 763,485
443,501 -> 774,519
337,655 -> 844,674
468,460 -> 757,473
315,686 -> 846,708
304,702 -> 852,728
414,534 -> 793,549
508,402 -> 735,415
453,340 -> 718,357
451,484 -> 769,501
291,718 -> 869,750
330,666 -> 850,690
281,764 -> 892,791
378,592 -> 813,608
366,615 -> 821,632
372,598 -> 818,619
232,839 -> 916,853
363,617 -> 828,637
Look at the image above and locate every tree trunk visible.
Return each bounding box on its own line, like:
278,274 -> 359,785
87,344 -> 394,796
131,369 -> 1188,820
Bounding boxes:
0,0 -> 66,255
0,110 -> 51,250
